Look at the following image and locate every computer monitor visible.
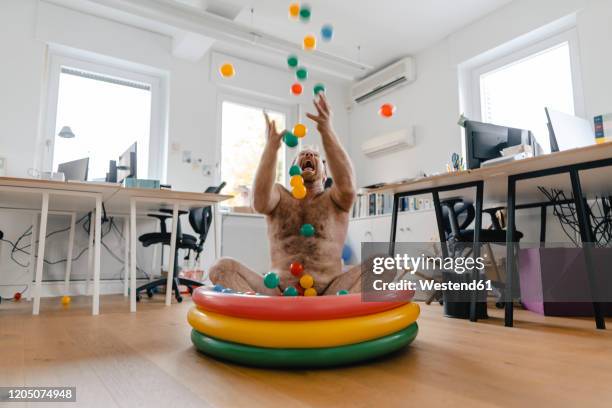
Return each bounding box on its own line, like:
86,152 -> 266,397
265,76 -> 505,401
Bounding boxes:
106,160 -> 117,183
545,108 -> 595,153
58,158 -> 89,182
464,120 -> 533,169
117,142 -> 137,183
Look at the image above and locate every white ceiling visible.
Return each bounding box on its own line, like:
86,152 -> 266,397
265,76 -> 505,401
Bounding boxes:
230,0 -> 515,70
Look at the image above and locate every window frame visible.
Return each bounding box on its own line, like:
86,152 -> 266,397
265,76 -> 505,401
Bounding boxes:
469,28 -> 586,124
216,91 -> 297,193
43,51 -> 167,181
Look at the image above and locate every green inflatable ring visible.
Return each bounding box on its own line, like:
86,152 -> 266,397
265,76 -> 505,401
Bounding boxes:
191,322 -> 418,368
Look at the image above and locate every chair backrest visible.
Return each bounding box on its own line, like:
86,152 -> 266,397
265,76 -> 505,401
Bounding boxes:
441,199 -> 476,238
188,182 -> 226,244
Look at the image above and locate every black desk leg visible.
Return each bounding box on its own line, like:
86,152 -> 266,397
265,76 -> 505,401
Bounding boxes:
470,181 -> 484,322
432,191 -> 449,258
505,177 -> 516,327
539,205 -> 547,244
389,194 -> 400,257
569,169 -> 606,330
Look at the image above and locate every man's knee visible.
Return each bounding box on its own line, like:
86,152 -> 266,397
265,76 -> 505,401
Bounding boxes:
209,257 -> 240,283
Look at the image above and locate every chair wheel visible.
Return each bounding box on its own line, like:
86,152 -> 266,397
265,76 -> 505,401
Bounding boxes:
136,294 -> 141,302
188,287 -> 193,295
176,296 -> 183,303
146,290 -> 154,298
438,299 -> 444,306
495,302 -> 504,309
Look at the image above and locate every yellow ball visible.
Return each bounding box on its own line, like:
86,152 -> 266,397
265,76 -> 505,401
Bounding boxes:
293,123 -> 307,138
303,35 -> 316,51
292,185 -> 307,199
61,295 -> 71,306
304,287 -> 317,296
299,274 -> 314,289
290,175 -> 304,187
219,63 -> 235,78
288,2 -> 300,18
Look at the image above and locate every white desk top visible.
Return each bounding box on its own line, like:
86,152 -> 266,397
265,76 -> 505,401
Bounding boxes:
370,142 -> 612,206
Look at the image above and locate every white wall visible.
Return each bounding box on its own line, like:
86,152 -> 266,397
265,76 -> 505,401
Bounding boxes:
0,0 -> 350,298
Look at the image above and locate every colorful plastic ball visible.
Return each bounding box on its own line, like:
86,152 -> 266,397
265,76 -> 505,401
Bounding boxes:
213,284 -> 225,292
263,272 -> 280,289
287,54 -> 299,69
290,262 -> 304,277
379,103 -> 396,118
336,290 -> 349,296
289,165 -> 302,177
293,123 -> 307,138
304,287 -> 317,296
296,67 -> 308,81
300,223 -> 315,237
288,3 -> 300,19
299,5 -> 311,22
283,132 -> 299,148
295,284 -> 305,296
303,34 -> 316,51
321,24 -> 334,41
292,185 -> 307,199
283,286 -> 299,297
61,295 -> 71,306
290,175 -> 304,187
299,274 -> 314,289
313,83 -> 326,96
222,288 -> 234,294
219,63 -> 235,78
341,244 -> 352,263
290,83 -> 303,96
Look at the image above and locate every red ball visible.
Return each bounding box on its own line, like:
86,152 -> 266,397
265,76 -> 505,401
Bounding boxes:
379,103 -> 396,118
294,284 -> 305,296
290,262 -> 304,277
291,83 -> 303,96
14,292 -> 22,301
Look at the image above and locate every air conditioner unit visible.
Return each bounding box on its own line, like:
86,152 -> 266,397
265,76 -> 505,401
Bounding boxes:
361,128 -> 415,157
351,57 -> 416,104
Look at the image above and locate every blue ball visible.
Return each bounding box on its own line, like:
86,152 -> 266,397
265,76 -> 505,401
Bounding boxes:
213,284 -> 224,292
321,24 -> 334,41
341,244 -> 352,263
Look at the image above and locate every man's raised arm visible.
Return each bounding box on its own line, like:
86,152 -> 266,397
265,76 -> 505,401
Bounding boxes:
252,113 -> 283,215
306,93 -> 356,212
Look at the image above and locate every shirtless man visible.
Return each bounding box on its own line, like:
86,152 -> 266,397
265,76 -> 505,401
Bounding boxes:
209,93 -> 362,295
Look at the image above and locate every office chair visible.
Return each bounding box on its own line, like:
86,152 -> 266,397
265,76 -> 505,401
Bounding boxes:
135,182 -> 226,303
437,198 -> 523,317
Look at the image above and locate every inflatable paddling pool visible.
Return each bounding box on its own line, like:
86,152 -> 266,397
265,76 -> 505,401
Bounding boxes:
188,287 -> 420,368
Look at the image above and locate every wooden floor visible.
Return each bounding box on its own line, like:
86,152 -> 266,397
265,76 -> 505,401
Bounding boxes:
1,295 -> 611,408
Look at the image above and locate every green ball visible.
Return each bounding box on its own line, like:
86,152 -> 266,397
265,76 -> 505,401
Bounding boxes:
289,165 -> 302,176
299,6 -> 311,21
300,223 -> 315,237
283,286 -> 298,296
283,132 -> 298,148
296,67 -> 308,81
313,83 -> 325,96
263,272 -> 280,289
287,55 -> 298,69
336,290 -> 349,296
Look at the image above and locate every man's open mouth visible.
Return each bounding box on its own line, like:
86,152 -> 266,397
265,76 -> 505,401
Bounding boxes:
301,159 -> 315,173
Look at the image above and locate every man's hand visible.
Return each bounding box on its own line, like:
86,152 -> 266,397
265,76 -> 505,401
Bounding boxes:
264,112 -> 283,149
306,93 -> 333,135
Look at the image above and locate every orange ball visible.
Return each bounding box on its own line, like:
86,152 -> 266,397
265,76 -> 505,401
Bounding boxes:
304,287 -> 317,296
379,103 -> 396,118
290,175 -> 304,187
293,123 -> 307,138
290,83 -> 303,96
219,63 -> 235,78
303,34 -> 316,51
299,274 -> 314,289
292,184 -> 307,199
288,2 -> 300,19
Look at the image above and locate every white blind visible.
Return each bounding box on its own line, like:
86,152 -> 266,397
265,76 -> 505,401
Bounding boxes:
61,67 -> 151,91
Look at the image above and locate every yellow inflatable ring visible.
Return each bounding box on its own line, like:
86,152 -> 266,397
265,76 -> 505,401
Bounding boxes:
187,302 -> 420,348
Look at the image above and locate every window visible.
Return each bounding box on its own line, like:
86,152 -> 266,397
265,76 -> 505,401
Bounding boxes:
472,30 -> 583,153
220,100 -> 287,207
45,53 -> 165,181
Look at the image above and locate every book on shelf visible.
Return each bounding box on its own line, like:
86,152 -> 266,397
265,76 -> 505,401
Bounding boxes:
594,113 -> 612,143
351,191 -> 433,219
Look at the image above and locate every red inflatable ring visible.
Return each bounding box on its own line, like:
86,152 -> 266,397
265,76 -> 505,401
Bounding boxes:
191,287 -> 414,321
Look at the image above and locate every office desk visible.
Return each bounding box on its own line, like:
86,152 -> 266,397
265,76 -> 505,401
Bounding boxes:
104,187 -> 231,312
376,142 -> 612,328
0,177 -> 231,315
0,177 -> 118,315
